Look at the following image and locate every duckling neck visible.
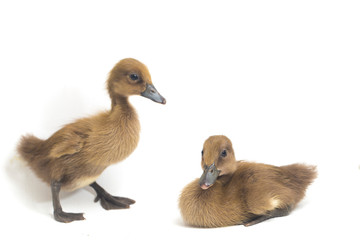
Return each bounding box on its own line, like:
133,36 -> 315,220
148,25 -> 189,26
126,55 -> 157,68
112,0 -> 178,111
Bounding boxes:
111,96 -> 133,112
105,96 -> 140,163
109,96 -> 139,127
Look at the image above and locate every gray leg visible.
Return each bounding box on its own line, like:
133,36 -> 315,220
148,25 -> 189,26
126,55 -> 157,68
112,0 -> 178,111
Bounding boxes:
51,181 -> 85,223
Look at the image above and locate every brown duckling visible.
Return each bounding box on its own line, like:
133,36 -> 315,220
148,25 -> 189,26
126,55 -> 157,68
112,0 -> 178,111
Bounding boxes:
18,58 -> 166,223
179,135 -> 317,228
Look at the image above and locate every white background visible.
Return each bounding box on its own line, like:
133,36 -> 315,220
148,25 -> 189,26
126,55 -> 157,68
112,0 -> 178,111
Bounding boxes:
1,0 -> 359,239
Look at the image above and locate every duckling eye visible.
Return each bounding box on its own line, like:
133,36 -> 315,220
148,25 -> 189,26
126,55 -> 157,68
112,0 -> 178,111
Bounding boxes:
201,150 -> 204,156
129,73 -> 139,81
221,150 -> 227,157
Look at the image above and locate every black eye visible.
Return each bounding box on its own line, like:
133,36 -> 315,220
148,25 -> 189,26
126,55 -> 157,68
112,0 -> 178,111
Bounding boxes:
201,150 -> 204,156
129,73 -> 139,81
221,150 -> 227,157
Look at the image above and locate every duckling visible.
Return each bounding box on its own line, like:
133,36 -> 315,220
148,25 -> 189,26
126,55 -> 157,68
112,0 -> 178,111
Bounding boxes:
179,135 -> 317,228
18,58 -> 166,223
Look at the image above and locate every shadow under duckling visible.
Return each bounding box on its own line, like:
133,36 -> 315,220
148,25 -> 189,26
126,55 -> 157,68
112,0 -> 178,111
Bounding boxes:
179,135 -> 317,228
17,58 -> 166,223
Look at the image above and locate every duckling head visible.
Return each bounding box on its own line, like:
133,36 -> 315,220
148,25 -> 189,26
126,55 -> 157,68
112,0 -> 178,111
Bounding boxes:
107,58 -> 166,104
199,135 -> 236,190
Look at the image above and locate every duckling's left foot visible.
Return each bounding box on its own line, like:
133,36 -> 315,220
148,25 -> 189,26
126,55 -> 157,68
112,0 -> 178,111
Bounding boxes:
51,181 -> 85,223
90,182 -> 135,210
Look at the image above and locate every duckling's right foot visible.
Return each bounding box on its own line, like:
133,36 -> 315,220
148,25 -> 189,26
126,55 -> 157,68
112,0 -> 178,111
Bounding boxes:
54,210 -> 85,223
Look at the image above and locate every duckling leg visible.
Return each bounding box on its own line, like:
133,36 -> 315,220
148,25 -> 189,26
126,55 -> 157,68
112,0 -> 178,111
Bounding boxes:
244,207 -> 292,227
51,181 -> 85,223
90,182 -> 135,210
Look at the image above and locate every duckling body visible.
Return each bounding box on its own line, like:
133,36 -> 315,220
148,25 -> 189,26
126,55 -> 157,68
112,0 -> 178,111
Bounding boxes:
18,58 -> 165,222
20,100 -> 139,191
179,135 -> 317,228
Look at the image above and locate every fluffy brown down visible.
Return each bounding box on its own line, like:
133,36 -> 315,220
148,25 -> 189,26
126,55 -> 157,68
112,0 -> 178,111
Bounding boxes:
17,58 -> 154,191
179,135 -> 317,228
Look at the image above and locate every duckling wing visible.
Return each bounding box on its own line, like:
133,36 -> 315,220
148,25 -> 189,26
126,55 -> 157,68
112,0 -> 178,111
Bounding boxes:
48,125 -> 90,159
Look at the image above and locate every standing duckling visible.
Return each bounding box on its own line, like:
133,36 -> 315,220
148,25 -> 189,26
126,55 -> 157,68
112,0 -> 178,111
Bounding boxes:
179,135 -> 317,227
18,58 -> 166,223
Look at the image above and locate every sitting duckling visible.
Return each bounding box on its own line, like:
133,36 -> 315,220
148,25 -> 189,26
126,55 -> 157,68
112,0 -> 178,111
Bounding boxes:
179,135 -> 317,227
18,58 -> 166,223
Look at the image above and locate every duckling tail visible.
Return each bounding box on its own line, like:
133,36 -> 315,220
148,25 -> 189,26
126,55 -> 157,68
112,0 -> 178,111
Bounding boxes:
17,134 -> 45,164
282,163 -> 317,187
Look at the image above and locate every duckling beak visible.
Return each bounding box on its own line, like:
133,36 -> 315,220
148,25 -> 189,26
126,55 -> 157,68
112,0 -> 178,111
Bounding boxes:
199,163 -> 220,190
141,83 -> 166,104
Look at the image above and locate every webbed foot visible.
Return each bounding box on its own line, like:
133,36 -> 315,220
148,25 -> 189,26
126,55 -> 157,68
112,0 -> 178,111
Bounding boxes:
90,182 -> 135,210
244,206 -> 292,227
54,210 -> 85,223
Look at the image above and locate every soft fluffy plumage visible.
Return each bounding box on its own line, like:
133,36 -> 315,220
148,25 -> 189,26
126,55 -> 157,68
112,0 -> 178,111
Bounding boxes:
179,135 -> 317,227
18,58 -> 165,222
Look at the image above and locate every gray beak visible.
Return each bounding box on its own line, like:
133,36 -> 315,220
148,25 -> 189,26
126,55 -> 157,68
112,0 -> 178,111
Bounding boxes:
141,83 -> 166,104
199,163 -> 220,190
